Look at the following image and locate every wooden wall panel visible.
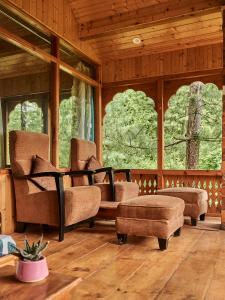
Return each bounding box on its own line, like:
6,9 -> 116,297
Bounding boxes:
102,44 -> 222,83
0,170 -> 15,234
6,0 -> 100,63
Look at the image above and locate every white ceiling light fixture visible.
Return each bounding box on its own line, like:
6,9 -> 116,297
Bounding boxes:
132,37 -> 142,45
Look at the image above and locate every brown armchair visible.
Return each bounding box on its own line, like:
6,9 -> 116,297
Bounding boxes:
9,130 -> 101,241
70,138 -> 139,218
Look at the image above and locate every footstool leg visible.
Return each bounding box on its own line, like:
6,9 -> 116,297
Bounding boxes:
117,233 -> 127,245
174,227 -> 181,237
200,213 -> 205,221
191,218 -> 198,226
89,217 -> 95,228
158,238 -> 168,251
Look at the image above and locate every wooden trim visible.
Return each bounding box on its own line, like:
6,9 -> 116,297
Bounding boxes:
131,169 -> 222,176
0,26 -> 99,88
102,68 -> 223,87
157,80 -> 164,189
59,63 -> 99,88
221,7 -> 225,216
94,66 -> 103,162
50,36 -> 60,167
79,0 -> 223,40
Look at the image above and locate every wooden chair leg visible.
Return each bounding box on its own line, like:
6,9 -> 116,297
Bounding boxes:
174,227 -> 181,237
117,233 -> 127,245
59,225 -> 64,242
191,218 -> 197,226
158,238 -> 168,250
200,213 -> 205,221
15,222 -> 26,233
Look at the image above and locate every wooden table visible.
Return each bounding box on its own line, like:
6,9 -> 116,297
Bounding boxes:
0,265 -> 81,300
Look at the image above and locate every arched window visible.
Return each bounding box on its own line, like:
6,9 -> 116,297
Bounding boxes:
8,101 -> 44,133
6,100 -> 44,164
103,89 -> 157,169
164,82 -> 222,170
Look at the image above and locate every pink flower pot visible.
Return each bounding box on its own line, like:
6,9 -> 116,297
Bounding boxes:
16,257 -> 49,283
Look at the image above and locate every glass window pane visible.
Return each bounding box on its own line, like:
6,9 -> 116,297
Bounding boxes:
0,3 -> 51,53
59,70 -> 95,167
0,37 -> 50,165
59,40 -> 96,79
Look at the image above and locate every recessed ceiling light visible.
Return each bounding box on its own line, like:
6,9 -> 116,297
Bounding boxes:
132,37 -> 141,44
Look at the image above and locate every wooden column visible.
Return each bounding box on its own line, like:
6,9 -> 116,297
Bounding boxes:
157,79 -> 164,189
221,7 -> 225,228
94,66 -> 103,162
50,36 -> 60,167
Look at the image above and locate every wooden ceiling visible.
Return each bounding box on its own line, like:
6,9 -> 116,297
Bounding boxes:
68,0 -> 223,60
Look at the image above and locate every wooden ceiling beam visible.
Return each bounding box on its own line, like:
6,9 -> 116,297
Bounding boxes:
79,0 -> 224,40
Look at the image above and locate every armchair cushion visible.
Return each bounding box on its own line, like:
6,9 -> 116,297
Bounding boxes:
31,155 -> 59,191
86,155 -> 106,183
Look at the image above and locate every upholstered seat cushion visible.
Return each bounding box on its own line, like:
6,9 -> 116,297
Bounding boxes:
116,195 -> 185,240
156,187 -> 208,219
117,195 -> 185,220
156,187 -> 208,204
100,201 -> 119,209
95,182 -> 139,202
16,186 -> 101,226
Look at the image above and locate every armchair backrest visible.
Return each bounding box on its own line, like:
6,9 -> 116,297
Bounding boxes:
9,130 -> 49,195
71,138 -> 96,185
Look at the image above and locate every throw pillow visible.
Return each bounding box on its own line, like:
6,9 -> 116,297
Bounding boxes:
86,155 -> 105,183
31,155 -> 59,190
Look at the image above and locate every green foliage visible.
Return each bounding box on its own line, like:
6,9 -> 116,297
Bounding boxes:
7,101 -> 43,164
8,101 -> 43,133
12,236 -> 49,261
164,83 -> 222,169
103,89 -> 157,168
59,96 -> 77,168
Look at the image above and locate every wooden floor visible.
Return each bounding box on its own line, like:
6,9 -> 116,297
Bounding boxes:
4,217 -> 225,300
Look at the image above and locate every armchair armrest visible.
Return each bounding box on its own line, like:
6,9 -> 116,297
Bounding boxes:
112,169 -> 131,182
14,171 -> 65,241
95,167 -> 112,174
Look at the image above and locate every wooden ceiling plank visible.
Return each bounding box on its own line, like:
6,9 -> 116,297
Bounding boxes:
89,18 -> 221,51
99,34 -> 222,60
87,11 -> 221,44
79,0 -> 223,40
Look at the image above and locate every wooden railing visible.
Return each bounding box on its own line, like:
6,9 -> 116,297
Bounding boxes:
115,169 -> 223,216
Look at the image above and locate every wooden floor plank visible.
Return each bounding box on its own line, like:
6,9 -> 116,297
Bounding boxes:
105,227 -> 204,300
205,231 -> 225,300
156,230 -> 220,300
2,218 -> 225,300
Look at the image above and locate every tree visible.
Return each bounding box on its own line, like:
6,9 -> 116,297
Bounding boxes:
164,83 -> 222,170
103,89 -> 157,168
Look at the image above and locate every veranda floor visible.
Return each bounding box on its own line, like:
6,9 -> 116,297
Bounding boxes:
3,217 -> 225,300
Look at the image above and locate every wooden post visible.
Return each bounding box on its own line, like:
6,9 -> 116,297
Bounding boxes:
50,36 -> 60,167
221,7 -> 225,228
94,66 -> 103,162
157,79 -> 164,189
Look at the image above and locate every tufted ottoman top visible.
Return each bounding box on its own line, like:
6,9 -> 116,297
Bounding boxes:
117,195 -> 185,221
156,187 -> 208,204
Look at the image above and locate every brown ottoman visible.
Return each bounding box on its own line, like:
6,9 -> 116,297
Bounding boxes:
116,195 -> 185,250
156,187 -> 208,226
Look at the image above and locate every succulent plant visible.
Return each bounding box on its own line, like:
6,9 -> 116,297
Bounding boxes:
12,235 -> 49,261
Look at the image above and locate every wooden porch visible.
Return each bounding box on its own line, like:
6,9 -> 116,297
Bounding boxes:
0,217 -> 224,300
0,0 -> 225,299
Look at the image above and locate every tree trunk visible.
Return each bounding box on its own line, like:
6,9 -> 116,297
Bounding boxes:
186,82 -> 204,169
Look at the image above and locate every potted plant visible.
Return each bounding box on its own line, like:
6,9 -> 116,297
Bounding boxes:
12,235 -> 49,283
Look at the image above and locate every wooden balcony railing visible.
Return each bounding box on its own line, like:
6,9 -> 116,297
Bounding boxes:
115,169 -> 223,216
